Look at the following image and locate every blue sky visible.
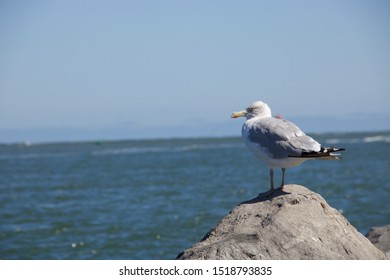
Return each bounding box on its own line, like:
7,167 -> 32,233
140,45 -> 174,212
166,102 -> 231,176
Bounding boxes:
1,0 -> 389,143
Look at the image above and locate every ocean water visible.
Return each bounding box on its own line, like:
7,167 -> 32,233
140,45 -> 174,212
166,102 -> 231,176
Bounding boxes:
0,132 -> 389,260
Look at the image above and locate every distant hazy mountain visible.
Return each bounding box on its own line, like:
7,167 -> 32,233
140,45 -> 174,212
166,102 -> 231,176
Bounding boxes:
0,113 -> 388,143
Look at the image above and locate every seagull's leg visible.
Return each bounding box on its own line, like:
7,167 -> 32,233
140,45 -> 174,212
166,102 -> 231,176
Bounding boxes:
269,168 -> 275,192
280,168 -> 286,189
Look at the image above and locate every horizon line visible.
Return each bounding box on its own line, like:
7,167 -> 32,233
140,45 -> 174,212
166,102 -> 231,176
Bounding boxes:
1,129 -> 389,146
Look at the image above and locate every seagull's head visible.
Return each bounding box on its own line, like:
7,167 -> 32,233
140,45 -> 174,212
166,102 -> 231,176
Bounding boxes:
231,101 -> 272,120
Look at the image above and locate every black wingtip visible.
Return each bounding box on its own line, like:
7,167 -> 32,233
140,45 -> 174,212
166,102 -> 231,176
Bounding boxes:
289,146 -> 345,159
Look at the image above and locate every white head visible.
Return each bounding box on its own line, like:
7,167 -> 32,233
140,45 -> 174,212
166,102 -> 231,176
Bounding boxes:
231,101 -> 272,120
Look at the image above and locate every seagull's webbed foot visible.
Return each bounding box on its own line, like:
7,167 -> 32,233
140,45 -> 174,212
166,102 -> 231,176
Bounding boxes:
262,186 -> 275,197
259,167 -> 280,197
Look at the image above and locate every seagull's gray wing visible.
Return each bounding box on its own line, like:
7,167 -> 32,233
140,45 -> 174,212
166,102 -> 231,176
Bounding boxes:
246,117 -> 320,158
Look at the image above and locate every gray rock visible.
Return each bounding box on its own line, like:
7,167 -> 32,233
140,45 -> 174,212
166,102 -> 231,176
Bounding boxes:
366,225 -> 390,259
177,184 -> 387,260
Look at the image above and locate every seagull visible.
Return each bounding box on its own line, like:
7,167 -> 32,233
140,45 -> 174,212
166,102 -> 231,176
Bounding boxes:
231,101 -> 345,194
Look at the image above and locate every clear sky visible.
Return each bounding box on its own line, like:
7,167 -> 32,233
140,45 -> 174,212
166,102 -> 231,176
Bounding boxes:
1,0 -> 389,143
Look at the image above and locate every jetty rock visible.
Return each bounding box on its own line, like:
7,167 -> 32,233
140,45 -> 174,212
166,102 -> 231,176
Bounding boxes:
176,184 -> 386,260
366,225 -> 390,259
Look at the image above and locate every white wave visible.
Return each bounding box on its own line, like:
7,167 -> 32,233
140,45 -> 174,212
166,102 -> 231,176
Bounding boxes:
325,139 -> 342,144
91,147 -> 168,156
324,138 -> 361,144
176,143 -> 242,152
324,134 -> 390,145
0,152 -> 79,160
91,142 -> 243,156
363,135 -> 390,143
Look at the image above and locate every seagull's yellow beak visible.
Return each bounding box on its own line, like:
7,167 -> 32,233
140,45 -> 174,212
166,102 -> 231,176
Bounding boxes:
231,110 -> 247,118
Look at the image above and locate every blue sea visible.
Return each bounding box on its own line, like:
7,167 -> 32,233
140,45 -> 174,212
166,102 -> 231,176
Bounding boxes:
1,132 -> 389,260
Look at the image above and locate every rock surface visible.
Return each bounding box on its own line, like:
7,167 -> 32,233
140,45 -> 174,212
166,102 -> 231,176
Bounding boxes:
176,184 -> 387,260
366,225 -> 390,259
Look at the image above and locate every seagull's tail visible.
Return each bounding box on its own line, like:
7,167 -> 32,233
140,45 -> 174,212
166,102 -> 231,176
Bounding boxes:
292,147 -> 346,160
